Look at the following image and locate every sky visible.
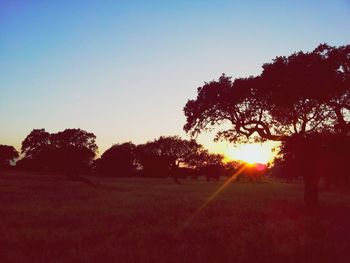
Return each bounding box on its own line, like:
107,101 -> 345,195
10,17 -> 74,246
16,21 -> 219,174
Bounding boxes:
1,0 -> 350,157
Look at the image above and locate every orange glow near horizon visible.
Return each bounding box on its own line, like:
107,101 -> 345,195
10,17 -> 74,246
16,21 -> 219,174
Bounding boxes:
178,142 -> 278,233
222,142 -> 278,165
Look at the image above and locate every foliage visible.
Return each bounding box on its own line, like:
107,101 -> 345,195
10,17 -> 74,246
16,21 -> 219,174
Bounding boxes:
135,136 -> 204,177
95,142 -> 136,177
50,129 -> 97,174
21,129 -> 51,159
133,136 -> 228,180
0,145 -> 19,169
19,128 -> 97,174
188,150 -> 226,180
275,133 -> 350,185
184,43 -> 350,206
184,44 -> 350,142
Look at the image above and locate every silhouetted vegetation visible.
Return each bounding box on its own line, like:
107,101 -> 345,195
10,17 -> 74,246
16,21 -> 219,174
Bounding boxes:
17,128 -> 97,176
13,131 -> 229,182
184,43 -> 350,207
193,150 -> 226,181
94,142 -> 136,177
3,43 -> 349,208
275,133 -> 350,203
234,163 -> 268,183
134,136 -> 227,183
0,145 -> 19,170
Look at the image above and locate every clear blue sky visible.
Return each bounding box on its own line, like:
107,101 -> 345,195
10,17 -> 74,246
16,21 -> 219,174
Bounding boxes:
1,0 -> 350,154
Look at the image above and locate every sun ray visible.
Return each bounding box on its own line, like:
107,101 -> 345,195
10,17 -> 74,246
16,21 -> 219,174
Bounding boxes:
176,164 -> 247,234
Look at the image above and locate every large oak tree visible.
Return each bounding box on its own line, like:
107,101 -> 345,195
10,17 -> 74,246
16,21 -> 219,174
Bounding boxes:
184,44 -> 350,207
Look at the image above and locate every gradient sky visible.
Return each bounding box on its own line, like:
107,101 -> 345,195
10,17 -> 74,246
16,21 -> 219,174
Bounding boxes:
1,0 -> 350,156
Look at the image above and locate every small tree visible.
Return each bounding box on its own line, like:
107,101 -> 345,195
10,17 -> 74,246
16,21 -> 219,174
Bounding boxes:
0,145 -> 19,169
20,128 -> 98,174
50,129 -> 97,175
95,142 -> 136,177
194,150 -> 225,181
20,129 -> 52,171
135,136 -> 204,182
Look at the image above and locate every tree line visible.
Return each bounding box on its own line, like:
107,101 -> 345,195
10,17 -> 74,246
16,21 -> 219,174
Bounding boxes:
1,43 -> 349,207
0,130 -> 234,183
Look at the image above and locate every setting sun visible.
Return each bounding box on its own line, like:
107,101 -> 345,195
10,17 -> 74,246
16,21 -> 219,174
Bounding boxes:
224,143 -> 277,164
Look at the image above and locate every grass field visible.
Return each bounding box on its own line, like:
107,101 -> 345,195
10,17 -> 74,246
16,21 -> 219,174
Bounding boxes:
1,171 -> 350,263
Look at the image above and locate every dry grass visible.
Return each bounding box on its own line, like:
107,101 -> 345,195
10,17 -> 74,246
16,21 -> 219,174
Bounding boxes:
1,171 -> 350,263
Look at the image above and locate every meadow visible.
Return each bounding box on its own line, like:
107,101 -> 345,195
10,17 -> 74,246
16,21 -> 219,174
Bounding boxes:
1,171 -> 350,263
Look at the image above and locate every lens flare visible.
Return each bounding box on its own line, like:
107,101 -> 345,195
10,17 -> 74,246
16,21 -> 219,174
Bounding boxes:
176,164 -> 247,234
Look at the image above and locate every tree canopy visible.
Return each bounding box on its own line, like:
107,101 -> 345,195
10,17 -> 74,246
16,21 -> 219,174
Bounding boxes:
183,43 -> 350,207
19,128 -> 97,174
0,145 -> 19,169
21,129 -> 51,160
95,142 -> 136,177
135,136 -> 204,177
184,44 -> 350,143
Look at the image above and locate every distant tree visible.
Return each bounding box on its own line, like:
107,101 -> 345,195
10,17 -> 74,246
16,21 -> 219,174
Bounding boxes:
20,128 -> 97,175
233,163 -> 268,183
95,142 -> 136,177
135,136 -> 204,183
0,145 -> 19,169
50,129 -> 97,175
184,44 -> 350,207
198,151 -> 224,167
20,129 -> 52,171
21,129 -> 51,158
189,150 -> 225,181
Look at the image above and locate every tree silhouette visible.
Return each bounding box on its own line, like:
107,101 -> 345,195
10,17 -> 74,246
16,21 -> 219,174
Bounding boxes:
95,142 -> 136,177
19,128 -> 97,175
190,150 -> 225,181
135,136 -> 204,183
234,163 -> 267,183
279,133 -> 350,187
19,129 -> 52,171
0,145 -> 19,169
50,129 -> 97,175
184,44 -> 350,207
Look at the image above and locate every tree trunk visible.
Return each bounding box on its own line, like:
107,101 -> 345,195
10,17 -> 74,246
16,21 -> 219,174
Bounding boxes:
304,174 -> 320,209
